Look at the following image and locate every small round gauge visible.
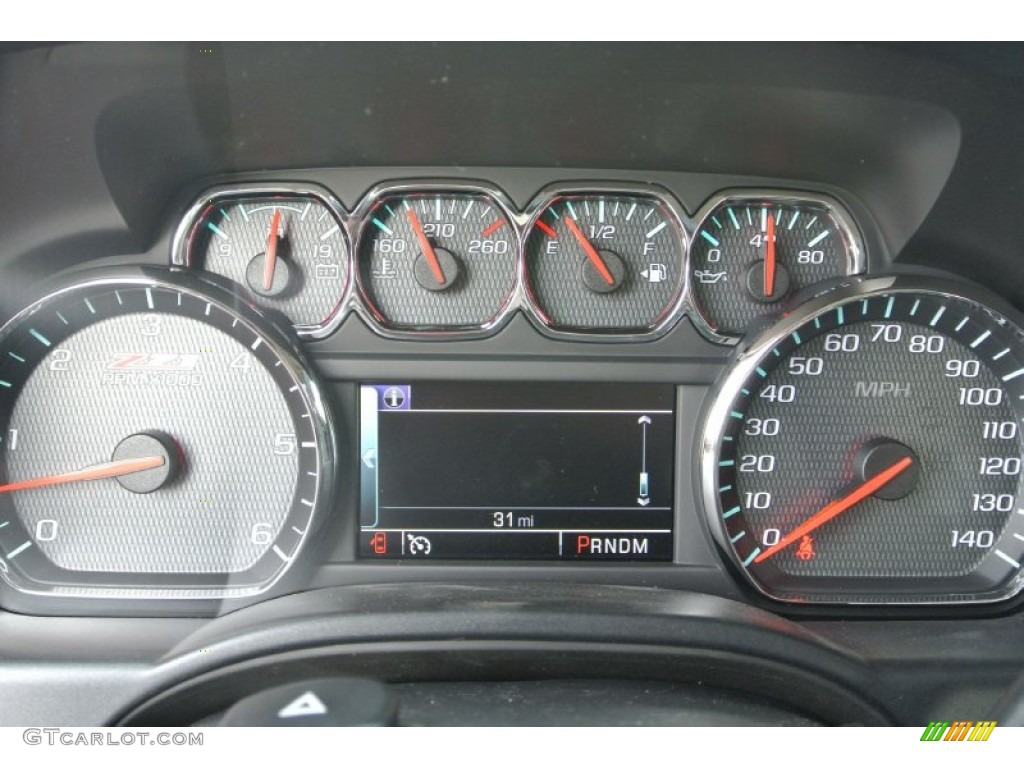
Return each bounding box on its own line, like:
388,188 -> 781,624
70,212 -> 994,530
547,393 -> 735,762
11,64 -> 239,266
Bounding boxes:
690,193 -> 863,341
356,190 -> 518,333
0,272 -> 333,601
523,191 -> 686,335
703,276 -> 1024,604
175,187 -> 349,336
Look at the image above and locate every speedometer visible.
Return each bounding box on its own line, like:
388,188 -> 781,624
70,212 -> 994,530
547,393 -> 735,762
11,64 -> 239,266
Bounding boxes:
703,276 -> 1024,604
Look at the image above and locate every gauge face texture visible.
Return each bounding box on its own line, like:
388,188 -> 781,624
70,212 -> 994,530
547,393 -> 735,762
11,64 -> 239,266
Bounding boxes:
690,196 -> 861,340
524,194 -> 685,334
705,280 -> 1024,603
0,278 -> 329,599
357,192 -> 517,332
184,192 -> 348,334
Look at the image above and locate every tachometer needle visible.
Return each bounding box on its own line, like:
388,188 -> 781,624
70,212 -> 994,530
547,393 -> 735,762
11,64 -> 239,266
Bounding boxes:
0,456 -> 166,494
565,216 -> 615,286
263,208 -> 282,292
406,208 -> 446,285
764,212 -> 776,297
753,455 -> 914,563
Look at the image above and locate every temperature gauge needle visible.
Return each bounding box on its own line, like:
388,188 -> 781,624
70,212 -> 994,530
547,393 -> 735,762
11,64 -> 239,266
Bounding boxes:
753,455 -> 914,563
0,456 -> 166,494
406,208 -> 447,285
263,208 -> 282,292
565,216 -> 616,286
764,212 -> 777,297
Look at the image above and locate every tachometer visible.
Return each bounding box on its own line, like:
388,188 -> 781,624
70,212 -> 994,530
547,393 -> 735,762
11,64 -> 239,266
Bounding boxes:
703,276 -> 1024,604
0,271 -> 334,602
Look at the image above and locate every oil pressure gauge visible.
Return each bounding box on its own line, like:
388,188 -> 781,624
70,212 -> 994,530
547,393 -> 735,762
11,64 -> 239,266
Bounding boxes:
172,185 -> 350,337
689,192 -> 864,342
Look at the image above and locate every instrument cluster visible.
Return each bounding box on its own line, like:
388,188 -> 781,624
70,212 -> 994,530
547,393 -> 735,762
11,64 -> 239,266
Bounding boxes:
4,172 -> 1024,616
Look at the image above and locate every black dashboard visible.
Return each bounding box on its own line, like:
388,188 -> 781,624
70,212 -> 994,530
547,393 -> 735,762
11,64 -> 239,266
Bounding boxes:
3,41 -> 1024,727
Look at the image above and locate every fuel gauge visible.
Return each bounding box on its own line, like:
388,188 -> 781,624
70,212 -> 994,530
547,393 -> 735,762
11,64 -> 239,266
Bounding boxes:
173,186 -> 350,336
523,188 -> 687,337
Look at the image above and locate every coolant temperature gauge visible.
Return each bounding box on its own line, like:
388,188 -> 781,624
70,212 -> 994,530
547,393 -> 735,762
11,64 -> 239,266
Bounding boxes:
689,193 -> 864,342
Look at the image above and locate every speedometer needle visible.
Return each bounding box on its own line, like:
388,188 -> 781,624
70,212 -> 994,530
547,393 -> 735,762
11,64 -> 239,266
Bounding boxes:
753,455 -> 914,563
764,212 -> 777,297
565,216 -> 616,286
406,208 -> 447,285
0,456 -> 166,494
263,208 -> 282,292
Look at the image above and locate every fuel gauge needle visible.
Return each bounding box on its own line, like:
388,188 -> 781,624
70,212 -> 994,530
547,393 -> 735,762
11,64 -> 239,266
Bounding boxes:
565,216 -> 615,286
263,208 -> 282,292
764,212 -> 777,297
753,455 -> 914,563
0,456 -> 166,494
406,208 -> 447,285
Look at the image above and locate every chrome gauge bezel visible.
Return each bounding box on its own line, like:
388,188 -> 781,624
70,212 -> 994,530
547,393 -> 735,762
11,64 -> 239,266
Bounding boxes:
519,182 -> 690,342
348,179 -> 524,341
0,267 -> 337,607
686,189 -> 867,345
701,274 -> 1024,605
170,182 -> 354,340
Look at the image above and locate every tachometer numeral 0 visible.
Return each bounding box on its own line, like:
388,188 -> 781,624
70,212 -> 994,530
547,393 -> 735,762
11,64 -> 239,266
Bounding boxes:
951,529 -> 994,549
34,519 -> 58,542
762,528 -> 782,547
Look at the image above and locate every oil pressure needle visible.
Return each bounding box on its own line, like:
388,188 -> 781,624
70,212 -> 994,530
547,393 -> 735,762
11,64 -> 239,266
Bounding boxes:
0,456 -> 166,494
263,208 -> 282,292
764,212 -> 777,297
753,455 -> 914,563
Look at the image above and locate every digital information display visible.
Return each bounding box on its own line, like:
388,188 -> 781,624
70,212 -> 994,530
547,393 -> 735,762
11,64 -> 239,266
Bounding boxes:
358,382 -> 675,561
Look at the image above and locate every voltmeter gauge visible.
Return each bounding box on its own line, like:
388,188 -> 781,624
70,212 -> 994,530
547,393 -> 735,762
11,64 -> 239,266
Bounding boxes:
173,185 -> 350,337
689,192 -> 864,342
